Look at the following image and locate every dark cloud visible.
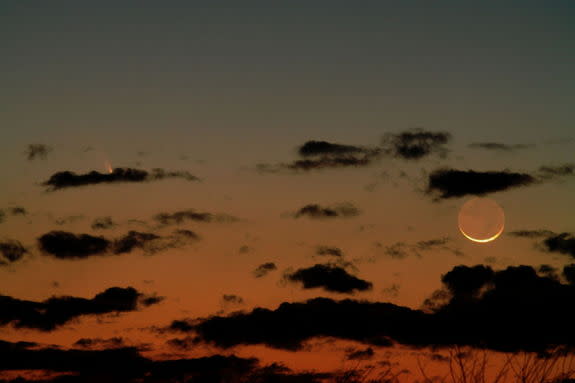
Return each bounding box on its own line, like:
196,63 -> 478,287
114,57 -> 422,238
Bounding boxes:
54,215 -> 85,226
468,142 -> 532,151
507,230 -> 575,260
168,264 -> 575,353
563,264 -> 575,284
378,237 -> 459,259
382,129 -> 451,160
298,141 -> 370,157
37,230 -> 199,260
25,144 -> 52,160
440,265 -> 494,298
316,246 -> 344,257
166,336 -> 198,351
538,164 -> 575,180
427,169 -> 536,199
0,240 -> 28,265
380,242 -> 411,259
508,230 -> 556,238
415,237 -> 450,250
293,203 -> 360,219
0,340 -> 329,383
258,139 -> 381,173
113,231 -> 160,254
537,264 -> 559,279
382,284 -> 401,298
38,231 -> 110,259
153,209 -> 236,226
91,217 -> 116,230
238,245 -> 252,254
285,264 -> 372,294
346,347 -> 375,361
73,337 -> 126,350
0,207 -> 27,224
7,207 -> 27,216
542,233 -> 575,258
0,287 -> 163,331
267,156 -> 377,172
43,168 -> 199,191
112,230 -> 199,256
222,294 -> 244,305
253,262 -> 277,278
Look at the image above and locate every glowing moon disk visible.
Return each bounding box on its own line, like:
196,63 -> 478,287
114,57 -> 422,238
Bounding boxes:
458,197 -> 505,243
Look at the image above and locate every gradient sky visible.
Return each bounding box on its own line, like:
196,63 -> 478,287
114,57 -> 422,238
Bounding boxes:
1,2 -> 574,382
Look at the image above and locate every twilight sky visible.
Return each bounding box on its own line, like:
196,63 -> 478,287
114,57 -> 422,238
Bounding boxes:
1,2 -> 575,382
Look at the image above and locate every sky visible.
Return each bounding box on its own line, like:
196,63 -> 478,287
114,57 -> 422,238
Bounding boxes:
1,2 -> 575,382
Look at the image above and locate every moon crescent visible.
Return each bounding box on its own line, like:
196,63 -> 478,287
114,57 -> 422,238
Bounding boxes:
459,222 -> 505,243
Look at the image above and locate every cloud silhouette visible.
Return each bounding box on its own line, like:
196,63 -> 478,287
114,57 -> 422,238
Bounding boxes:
257,139 -> 381,172
538,164 -> 575,180
25,144 -> 52,160
43,168 -> 199,191
38,231 -> 110,259
0,240 -> 28,265
346,347 -> 375,361
382,129 -> 451,160
427,169 -> 536,199
222,294 -> 244,305
253,262 -> 277,278
91,217 -> 116,230
509,230 -> 575,259
0,340 -> 329,383
563,264 -> 575,284
167,264 -> 575,353
73,337 -> 127,350
153,209 -> 237,226
316,246 -> 344,257
542,233 -> 575,258
285,264 -> 373,294
0,207 -> 27,224
293,203 -> 360,219
298,140 -> 372,157
468,142 -> 533,151
377,237 -> 459,259
37,230 -> 199,259
0,287 -> 163,331
508,230 -> 556,238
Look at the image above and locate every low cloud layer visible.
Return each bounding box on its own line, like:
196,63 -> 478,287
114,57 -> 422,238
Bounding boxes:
293,203 -> 360,219
0,287 -> 162,331
167,264 -> 575,353
43,168 -> 199,191
285,263 -> 373,294
0,340 -> 328,383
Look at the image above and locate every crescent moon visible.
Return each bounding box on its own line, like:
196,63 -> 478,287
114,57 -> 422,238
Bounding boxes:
459,222 -> 504,243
